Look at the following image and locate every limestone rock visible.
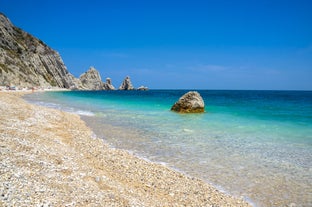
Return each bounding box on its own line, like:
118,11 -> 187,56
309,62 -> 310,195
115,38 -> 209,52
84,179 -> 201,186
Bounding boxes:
67,74 -> 83,90
103,77 -> 115,90
79,67 -> 104,90
171,91 -> 205,113
119,76 -> 134,90
0,13 -> 79,89
137,86 -> 148,91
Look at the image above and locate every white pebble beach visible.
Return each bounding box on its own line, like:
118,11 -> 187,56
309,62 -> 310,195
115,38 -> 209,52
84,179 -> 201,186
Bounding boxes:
0,92 -> 251,206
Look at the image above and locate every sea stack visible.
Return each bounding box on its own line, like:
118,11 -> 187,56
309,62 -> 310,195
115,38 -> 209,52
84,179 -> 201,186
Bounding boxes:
119,76 -> 134,90
171,91 -> 205,113
79,67 -> 104,90
103,77 -> 115,90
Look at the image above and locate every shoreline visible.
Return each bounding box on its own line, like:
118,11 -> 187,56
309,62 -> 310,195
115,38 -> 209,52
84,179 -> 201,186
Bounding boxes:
0,91 -> 251,206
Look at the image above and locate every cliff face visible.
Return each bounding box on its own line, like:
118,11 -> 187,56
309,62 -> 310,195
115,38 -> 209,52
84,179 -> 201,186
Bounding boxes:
0,13 -> 78,89
0,13 -> 146,91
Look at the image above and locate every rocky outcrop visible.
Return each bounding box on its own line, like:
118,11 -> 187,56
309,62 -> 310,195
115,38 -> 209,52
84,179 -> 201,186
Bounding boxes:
137,86 -> 148,91
0,13 -> 79,89
171,91 -> 205,113
79,67 -> 104,90
103,77 -> 115,90
67,74 -> 83,90
119,76 -> 134,90
0,13 -> 145,91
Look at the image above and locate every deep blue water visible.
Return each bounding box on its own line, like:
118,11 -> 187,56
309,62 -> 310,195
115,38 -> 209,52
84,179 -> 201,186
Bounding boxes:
24,90 -> 312,207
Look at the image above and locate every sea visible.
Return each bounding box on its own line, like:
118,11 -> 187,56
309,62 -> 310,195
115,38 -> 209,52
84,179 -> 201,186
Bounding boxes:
24,90 -> 312,207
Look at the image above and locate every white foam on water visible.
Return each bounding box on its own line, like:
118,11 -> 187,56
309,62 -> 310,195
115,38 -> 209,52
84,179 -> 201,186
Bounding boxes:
27,99 -> 95,117
35,101 -> 61,109
75,110 -> 95,116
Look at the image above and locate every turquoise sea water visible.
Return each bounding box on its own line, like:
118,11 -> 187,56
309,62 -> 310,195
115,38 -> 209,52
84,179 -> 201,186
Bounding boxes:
25,90 -> 312,206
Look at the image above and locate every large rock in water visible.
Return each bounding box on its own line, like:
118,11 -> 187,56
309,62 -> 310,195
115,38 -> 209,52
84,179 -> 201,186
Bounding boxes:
171,91 -> 205,113
0,13 -> 79,89
79,67 -> 104,90
119,76 -> 134,90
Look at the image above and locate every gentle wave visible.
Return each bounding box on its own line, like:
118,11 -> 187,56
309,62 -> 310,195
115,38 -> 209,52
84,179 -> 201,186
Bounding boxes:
28,101 -> 95,117
74,110 -> 95,116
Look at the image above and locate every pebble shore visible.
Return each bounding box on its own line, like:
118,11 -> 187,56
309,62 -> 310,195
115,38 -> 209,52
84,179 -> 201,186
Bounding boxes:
0,92 -> 251,207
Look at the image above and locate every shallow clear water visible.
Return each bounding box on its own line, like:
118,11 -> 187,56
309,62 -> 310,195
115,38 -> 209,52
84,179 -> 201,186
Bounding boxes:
25,90 -> 312,206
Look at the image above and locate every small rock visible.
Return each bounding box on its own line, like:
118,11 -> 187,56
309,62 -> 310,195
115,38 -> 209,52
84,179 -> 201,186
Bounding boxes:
137,86 -> 148,91
95,176 -> 100,182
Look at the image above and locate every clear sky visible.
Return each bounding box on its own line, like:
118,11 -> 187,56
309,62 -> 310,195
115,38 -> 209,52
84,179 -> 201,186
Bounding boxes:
1,0 -> 312,90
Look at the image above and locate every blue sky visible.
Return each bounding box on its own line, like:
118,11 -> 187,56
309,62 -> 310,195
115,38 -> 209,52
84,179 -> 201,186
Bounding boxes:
1,0 -> 312,90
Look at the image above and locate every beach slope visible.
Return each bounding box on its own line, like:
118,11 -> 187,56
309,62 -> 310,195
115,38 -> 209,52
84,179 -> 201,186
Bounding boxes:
0,92 -> 250,206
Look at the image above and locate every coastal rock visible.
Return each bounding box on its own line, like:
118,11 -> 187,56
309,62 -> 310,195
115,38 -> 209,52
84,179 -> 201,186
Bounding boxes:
103,77 -> 115,90
79,67 -> 104,90
67,74 -> 83,90
137,85 -> 148,91
119,76 -> 134,90
171,91 -> 205,113
0,13 -> 79,89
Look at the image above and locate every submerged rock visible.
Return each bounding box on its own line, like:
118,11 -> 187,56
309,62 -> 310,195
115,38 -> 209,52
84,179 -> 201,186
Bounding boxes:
171,91 -> 205,113
119,76 -> 134,90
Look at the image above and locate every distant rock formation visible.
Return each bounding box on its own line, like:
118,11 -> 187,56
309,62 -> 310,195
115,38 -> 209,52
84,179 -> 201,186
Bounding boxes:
78,68 -> 116,91
171,91 -> 205,113
103,77 -> 115,90
0,13 -> 146,91
119,76 -> 134,90
79,67 -> 104,90
0,13 -> 79,89
137,85 -> 148,91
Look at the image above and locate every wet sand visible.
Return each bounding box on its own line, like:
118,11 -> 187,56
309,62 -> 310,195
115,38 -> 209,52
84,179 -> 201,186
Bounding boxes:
0,92 -> 251,206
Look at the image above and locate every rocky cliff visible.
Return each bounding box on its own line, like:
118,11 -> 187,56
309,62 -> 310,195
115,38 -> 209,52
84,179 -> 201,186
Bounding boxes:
0,13 -> 146,91
0,13 -> 78,89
